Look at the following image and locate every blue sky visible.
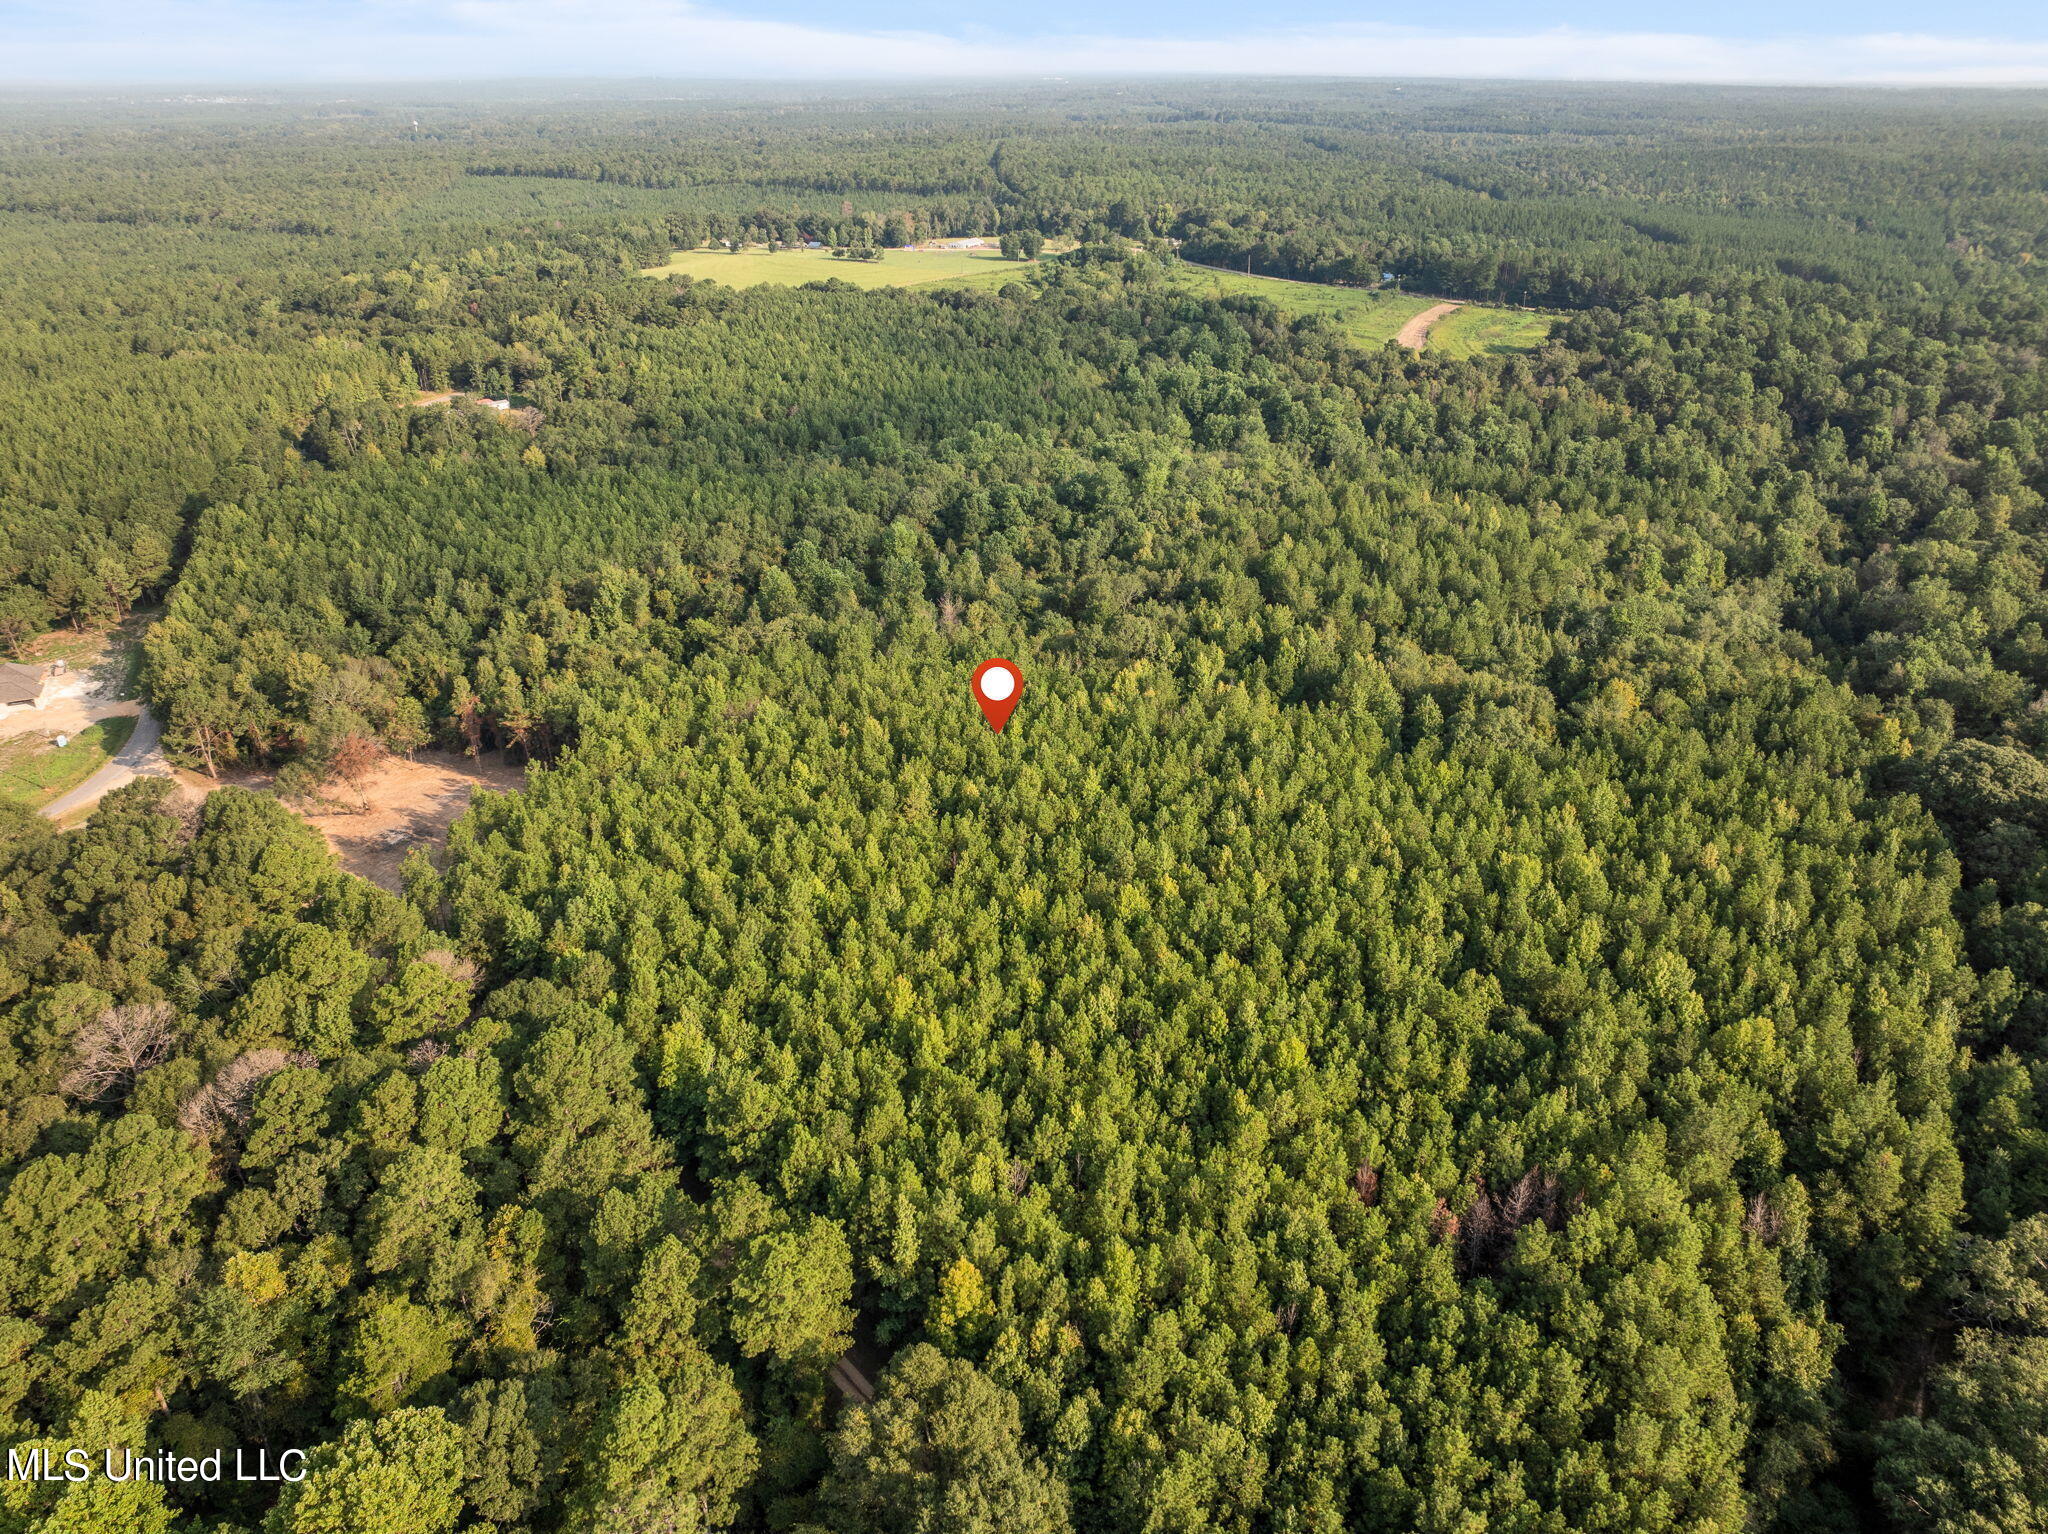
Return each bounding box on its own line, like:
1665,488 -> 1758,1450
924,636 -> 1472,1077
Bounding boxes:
6,0 -> 2048,85
749,0 -> 2048,34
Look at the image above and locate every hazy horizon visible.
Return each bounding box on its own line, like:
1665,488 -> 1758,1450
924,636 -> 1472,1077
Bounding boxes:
5,1 -> 2048,87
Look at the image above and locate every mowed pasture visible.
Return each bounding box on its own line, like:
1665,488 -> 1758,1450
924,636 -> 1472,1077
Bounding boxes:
1168,262 -> 1437,346
644,246 -> 1559,354
642,245 -> 1037,289
1169,261 -> 1555,353
1427,304 -> 1559,358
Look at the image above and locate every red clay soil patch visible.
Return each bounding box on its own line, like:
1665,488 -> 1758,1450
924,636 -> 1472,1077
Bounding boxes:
294,752 -> 527,891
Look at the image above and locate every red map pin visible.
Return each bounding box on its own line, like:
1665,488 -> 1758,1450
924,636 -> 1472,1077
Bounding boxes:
971,658 -> 1023,732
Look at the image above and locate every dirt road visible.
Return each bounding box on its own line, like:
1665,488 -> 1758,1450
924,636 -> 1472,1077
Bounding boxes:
41,704 -> 169,821
1396,301 -> 1462,350
0,695 -> 139,746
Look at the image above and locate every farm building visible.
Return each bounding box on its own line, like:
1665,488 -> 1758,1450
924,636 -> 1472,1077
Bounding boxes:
0,662 -> 53,712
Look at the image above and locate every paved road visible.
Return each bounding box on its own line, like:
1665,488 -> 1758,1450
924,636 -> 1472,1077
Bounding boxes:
40,703 -> 170,821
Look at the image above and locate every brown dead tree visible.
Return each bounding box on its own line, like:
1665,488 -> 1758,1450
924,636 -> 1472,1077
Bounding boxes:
1444,1168 -> 1576,1277
1743,1192 -> 1786,1247
326,732 -> 388,813
59,1002 -> 175,1102
1352,1161 -> 1381,1207
178,1049 -> 304,1139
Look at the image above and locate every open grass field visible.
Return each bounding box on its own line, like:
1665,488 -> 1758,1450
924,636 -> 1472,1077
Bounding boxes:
643,245 -> 1038,290
1169,263 -> 1436,346
1427,304 -> 1559,358
644,247 -> 1558,355
1170,262 -> 1555,354
0,714 -> 135,810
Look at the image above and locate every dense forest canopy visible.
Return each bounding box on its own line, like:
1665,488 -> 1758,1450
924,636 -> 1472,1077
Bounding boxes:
2,77 -> 2048,1534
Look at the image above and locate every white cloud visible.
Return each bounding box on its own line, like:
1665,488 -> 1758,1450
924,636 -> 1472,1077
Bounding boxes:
8,0 -> 2048,84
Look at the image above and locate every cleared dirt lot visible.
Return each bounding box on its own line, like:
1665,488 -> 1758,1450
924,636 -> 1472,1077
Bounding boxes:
1,617 -> 145,748
289,752 -> 526,890
176,751 -> 526,891
6,616 -> 156,813
0,694 -> 140,746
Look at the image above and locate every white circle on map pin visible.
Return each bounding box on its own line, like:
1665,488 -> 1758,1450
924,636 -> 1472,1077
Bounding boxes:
980,666 -> 1016,702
